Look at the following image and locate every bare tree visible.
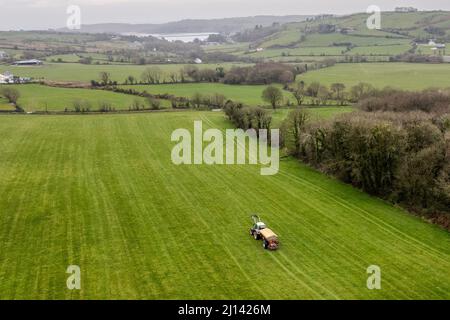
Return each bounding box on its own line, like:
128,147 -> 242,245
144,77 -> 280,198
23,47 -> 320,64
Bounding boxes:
169,72 -> 179,83
331,83 -> 346,105
191,92 -> 203,109
292,81 -> 306,106
317,85 -> 330,105
262,85 -> 283,109
1,87 -> 20,105
141,67 -> 163,84
127,75 -> 136,85
99,72 -> 111,86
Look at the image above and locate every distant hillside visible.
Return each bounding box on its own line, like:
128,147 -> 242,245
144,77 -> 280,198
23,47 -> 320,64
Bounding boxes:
304,11 -> 450,41
215,11 -> 450,62
61,15 -> 313,35
244,11 -> 450,47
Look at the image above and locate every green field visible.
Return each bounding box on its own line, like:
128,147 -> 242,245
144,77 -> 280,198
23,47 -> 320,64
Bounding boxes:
0,84 -> 350,113
271,106 -> 354,126
0,62 -> 250,83
45,53 -> 112,63
243,46 -> 346,58
348,44 -> 411,55
299,34 -> 410,48
300,63 -> 450,90
0,97 -> 14,111
121,83 -> 294,106
120,83 -> 334,107
0,84 -> 156,112
0,111 -> 448,299
123,83 -> 339,107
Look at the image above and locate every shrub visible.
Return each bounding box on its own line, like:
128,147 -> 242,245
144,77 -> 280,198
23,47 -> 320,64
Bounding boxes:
98,101 -> 114,112
281,108 -> 450,229
262,86 -> 283,109
72,99 -> 92,113
357,88 -> 450,114
147,97 -> 161,110
223,63 -> 297,85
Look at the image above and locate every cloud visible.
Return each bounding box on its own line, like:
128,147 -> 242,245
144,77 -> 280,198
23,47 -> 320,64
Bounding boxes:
0,0 -> 169,7
1,0 -> 450,30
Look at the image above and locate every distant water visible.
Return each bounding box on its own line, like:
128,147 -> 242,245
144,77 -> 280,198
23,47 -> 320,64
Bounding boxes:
122,32 -> 217,43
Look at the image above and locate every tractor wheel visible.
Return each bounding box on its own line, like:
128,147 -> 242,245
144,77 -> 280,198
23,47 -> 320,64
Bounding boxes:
250,229 -> 254,236
263,241 -> 268,249
253,232 -> 259,240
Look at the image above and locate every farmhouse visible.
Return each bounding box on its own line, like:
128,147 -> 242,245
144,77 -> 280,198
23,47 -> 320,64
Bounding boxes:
247,47 -> 265,53
0,71 -> 31,84
0,71 -> 14,84
13,59 -> 43,66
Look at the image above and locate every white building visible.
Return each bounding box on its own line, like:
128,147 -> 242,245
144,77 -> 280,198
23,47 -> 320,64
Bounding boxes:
0,71 -> 14,84
0,51 -> 8,60
13,59 -> 43,66
194,58 -> 203,64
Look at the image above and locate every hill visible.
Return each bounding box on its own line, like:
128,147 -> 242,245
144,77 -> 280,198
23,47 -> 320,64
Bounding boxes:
59,15 -> 312,35
251,11 -> 450,45
219,11 -> 450,61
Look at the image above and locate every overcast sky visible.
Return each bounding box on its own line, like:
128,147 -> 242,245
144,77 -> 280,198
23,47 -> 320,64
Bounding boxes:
0,0 -> 449,30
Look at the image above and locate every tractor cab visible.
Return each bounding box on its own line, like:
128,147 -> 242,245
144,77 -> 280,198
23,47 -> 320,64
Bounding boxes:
250,215 -> 266,234
253,222 -> 267,231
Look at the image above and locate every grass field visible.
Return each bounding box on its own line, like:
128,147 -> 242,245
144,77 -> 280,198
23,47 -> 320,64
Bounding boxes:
0,111 -> 448,299
299,34 -> 411,48
120,83 -> 295,106
271,107 -> 354,126
0,62 -> 250,83
45,53 -> 112,63
242,46 -> 346,58
123,83 -> 340,107
348,44 -> 411,55
0,97 -> 14,111
0,85 -> 156,112
300,63 -> 450,90
0,84 -> 350,113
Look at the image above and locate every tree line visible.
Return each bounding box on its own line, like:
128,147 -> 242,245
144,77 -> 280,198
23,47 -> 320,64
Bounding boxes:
281,88 -> 450,229
91,62 -> 310,87
224,101 -> 272,133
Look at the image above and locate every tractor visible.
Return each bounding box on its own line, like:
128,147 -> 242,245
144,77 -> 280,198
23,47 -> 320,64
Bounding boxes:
249,215 -> 279,250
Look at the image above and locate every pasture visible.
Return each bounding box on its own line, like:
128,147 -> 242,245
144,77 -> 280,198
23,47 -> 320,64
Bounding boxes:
0,97 -> 14,111
0,83 -> 350,113
0,84 -> 154,112
0,112 -> 448,299
121,83 -> 343,107
120,83 -> 294,106
299,63 -> 450,90
0,62 -> 250,83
